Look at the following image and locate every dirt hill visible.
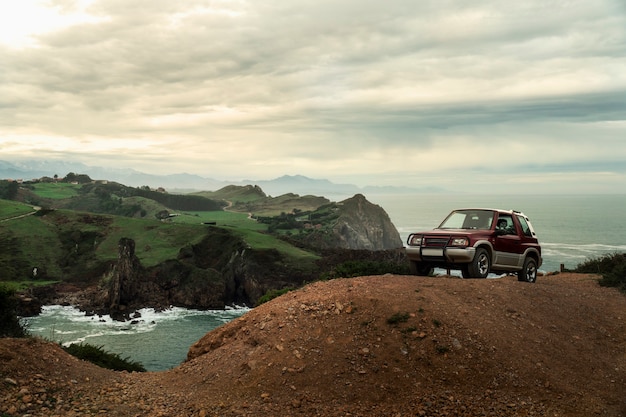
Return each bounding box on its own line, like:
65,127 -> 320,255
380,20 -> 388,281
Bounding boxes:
1,273 -> 625,416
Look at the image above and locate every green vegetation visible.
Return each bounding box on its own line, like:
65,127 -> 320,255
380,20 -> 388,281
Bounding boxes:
256,287 -> 293,306
173,210 -> 266,230
0,200 -> 34,220
0,285 -> 27,337
575,253 -> 626,292
29,182 -> 81,199
321,260 -> 409,280
62,343 -> 146,372
95,215 -> 210,266
0,180 -> 19,200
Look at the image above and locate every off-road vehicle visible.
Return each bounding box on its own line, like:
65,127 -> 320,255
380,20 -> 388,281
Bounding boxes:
406,208 -> 542,281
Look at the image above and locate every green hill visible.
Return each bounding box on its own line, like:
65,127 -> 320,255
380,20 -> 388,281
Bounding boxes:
0,178 -> 406,309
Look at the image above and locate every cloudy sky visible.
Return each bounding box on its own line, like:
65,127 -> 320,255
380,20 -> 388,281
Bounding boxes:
1,0 -> 625,193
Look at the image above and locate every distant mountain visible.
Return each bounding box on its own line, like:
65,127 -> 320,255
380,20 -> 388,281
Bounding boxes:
247,175 -> 360,197
0,160 -> 444,196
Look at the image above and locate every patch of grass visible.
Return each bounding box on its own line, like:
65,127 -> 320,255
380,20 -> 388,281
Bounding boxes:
62,343 -> 146,372
173,210 -> 266,230
0,199 -> 36,220
433,319 -> 441,328
387,312 -> 410,325
96,216 -> 209,266
30,183 -> 81,199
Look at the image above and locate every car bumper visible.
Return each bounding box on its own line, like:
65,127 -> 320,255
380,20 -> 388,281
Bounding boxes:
406,246 -> 476,264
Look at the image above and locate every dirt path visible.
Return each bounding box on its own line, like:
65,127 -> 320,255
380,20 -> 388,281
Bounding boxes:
0,206 -> 40,223
1,273 -> 625,416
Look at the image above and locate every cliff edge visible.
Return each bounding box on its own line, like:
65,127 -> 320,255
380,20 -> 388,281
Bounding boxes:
2,273 -> 625,416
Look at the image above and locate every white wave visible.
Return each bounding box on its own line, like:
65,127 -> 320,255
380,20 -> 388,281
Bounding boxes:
27,304 -> 250,343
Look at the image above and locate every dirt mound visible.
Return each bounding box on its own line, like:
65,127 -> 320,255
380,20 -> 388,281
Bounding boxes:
1,273 -> 625,416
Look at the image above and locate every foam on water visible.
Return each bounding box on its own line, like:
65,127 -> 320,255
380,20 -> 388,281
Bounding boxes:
23,305 -> 250,371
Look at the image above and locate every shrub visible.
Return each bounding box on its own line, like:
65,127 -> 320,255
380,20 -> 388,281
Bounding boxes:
574,253 -> 626,293
62,343 -> 146,372
256,287 -> 292,306
320,260 -> 409,280
0,285 -> 27,338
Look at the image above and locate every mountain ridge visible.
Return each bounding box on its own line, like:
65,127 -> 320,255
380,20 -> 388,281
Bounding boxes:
0,159 -> 446,196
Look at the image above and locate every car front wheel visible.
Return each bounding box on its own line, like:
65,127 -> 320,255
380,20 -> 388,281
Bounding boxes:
465,248 -> 490,278
518,257 -> 538,283
409,261 -> 433,276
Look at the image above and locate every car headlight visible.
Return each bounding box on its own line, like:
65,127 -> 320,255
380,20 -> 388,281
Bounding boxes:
408,234 -> 423,246
450,237 -> 469,246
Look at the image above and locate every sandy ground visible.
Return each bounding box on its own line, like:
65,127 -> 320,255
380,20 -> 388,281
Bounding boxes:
1,273 -> 625,416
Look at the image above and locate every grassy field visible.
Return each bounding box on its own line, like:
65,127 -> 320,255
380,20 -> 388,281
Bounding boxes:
97,216 -> 211,266
1,188 -> 322,285
172,210 -> 319,265
172,210 -> 267,230
29,183 -> 81,199
0,200 -> 36,220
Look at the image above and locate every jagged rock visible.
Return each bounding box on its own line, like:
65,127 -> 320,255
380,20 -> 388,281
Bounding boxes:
301,194 -> 403,250
106,238 -> 144,319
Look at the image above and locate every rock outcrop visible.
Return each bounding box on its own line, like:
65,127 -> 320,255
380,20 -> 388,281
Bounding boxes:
106,238 -> 144,319
23,195 -> 406,317
300,194 -> 403,250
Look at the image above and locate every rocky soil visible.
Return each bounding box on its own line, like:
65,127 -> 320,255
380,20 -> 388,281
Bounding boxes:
1,273 -> 625,416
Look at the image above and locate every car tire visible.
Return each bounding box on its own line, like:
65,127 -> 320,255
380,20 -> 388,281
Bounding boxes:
466,248 -> 490,278
409,261 -> 433,276
517,257 -> 538,283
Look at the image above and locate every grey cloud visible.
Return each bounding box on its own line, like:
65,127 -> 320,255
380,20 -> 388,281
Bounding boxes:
1,0 -> 625,191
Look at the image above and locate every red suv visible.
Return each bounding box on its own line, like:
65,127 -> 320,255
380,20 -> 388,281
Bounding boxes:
405,208 -> 542,282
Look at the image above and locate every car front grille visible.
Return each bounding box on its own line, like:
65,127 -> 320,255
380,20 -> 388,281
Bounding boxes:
423,237 -> 449,247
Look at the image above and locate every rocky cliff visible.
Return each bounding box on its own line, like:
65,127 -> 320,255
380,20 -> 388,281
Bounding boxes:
299,194 -> 403,250
20,194 -> 406,317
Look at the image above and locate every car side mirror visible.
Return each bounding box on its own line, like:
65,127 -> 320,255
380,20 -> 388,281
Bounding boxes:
495,228 -> 506,236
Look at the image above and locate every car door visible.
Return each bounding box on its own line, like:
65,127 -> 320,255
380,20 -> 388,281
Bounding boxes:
492,214 -> 523,266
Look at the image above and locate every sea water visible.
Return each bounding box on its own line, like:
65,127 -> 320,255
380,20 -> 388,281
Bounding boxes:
23,305 -> 248,371
23,194 -> 625,370
368,193 -> 626,273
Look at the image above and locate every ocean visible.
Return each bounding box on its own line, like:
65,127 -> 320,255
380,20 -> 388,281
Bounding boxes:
23,193 -> 626,371
368,193 -> 626,274
23,306 -> 249,371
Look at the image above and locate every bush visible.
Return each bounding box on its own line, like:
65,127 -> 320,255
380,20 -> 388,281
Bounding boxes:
0,285 -> 27,338
256,288 -> 292,306
574,253 -> 626,292
62,343 -> 146,372
320,260 -> 409,280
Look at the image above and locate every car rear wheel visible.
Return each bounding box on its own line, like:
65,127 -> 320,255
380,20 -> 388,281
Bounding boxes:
517,257 -> 538,283
409,261 -> 433,276
465,248 -> 490,278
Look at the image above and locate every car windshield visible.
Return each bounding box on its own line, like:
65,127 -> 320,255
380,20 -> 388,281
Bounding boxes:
438,210 -> 495,230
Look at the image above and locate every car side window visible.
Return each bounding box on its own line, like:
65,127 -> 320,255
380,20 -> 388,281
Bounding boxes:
516,215 -> 533,237
496,214 -> 514,234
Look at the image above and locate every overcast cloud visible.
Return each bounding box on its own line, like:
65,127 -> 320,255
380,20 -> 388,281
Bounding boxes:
1,0 -> 625,193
